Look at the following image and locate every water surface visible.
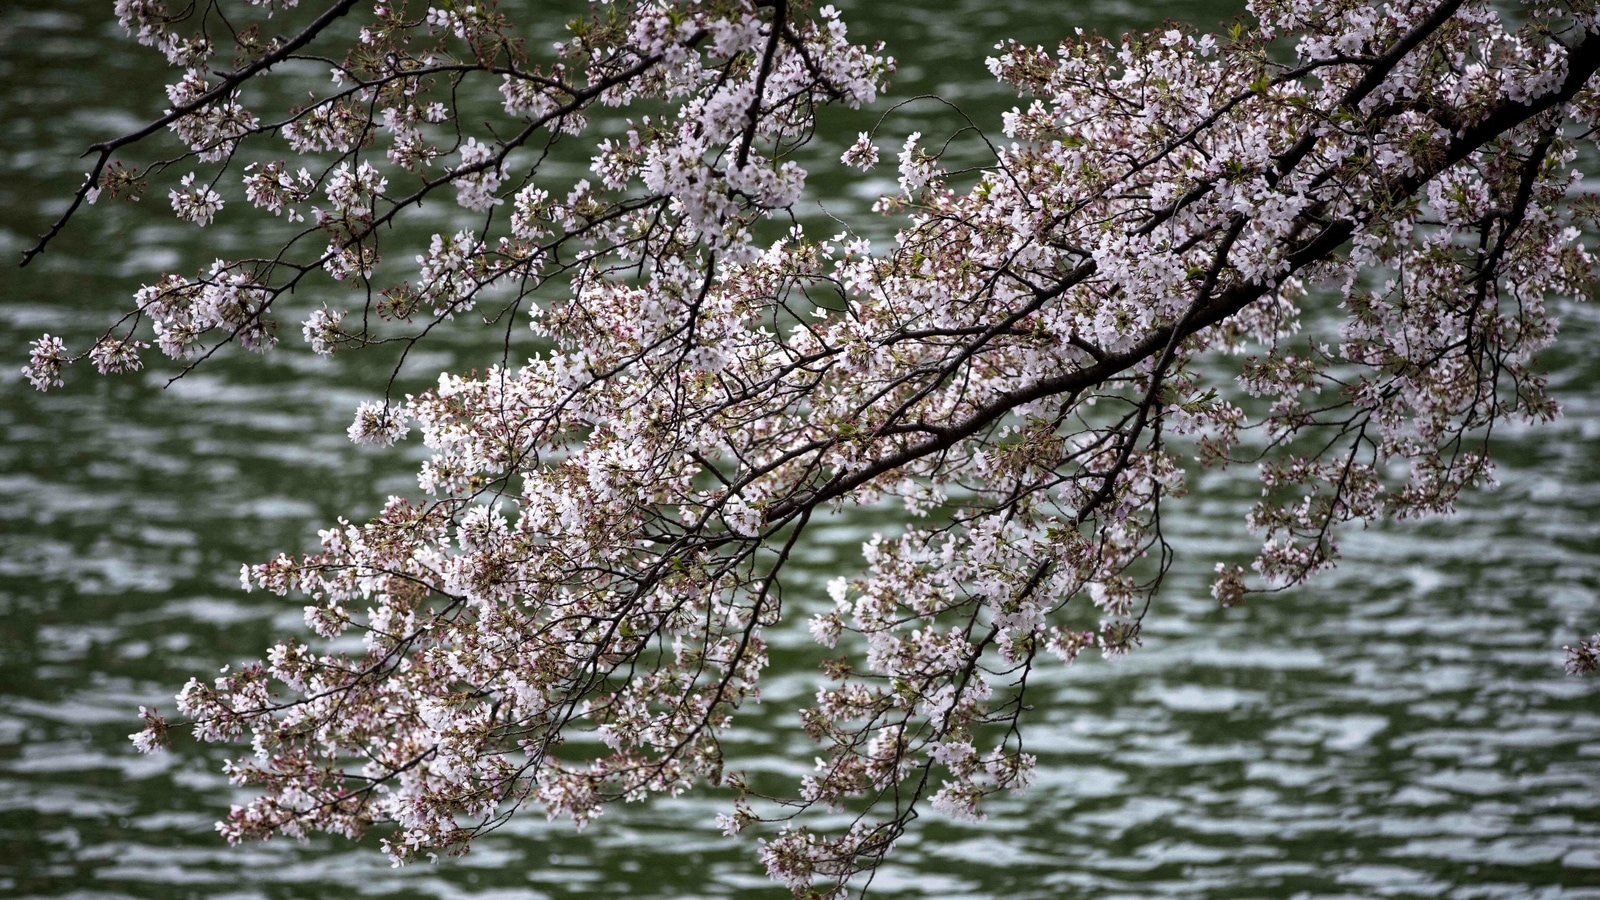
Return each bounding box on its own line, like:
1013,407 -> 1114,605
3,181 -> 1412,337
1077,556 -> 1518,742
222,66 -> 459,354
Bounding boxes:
3,0 -> 1599,897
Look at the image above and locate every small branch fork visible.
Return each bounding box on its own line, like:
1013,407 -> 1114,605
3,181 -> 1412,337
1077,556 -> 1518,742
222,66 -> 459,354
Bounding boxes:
22,0 -> 363,266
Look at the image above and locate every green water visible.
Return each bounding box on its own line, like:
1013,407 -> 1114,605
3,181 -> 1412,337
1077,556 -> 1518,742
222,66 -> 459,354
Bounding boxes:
2,0 -> 1599,897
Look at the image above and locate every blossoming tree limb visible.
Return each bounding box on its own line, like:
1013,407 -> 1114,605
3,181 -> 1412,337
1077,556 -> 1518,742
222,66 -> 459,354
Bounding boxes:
22,0 -> 1600,893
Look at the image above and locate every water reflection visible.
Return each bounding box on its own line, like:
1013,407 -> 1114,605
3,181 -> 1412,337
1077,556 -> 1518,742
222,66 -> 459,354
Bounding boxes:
3,0 -> 1600,897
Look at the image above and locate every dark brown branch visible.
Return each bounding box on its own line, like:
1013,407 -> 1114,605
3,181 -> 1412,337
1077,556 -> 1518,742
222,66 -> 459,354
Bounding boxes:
765,25 -> 1600,525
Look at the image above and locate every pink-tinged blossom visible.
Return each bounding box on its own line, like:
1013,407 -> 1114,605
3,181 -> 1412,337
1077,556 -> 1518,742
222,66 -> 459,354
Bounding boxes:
500,75 -> 559,120
928,781 -> 986,821
115,0 -> 174,51
325,161 -> 387,219
152,320 -> 203,360
242,161 -> 313,221
89,337 -> 148,375
1567,635 -> 1600,676
283,103 -> 363,154
170,172 -> 223,225
301,307 -> 344,355
840,132 -> 879,170
450,137 -> 505,211
894,131 -> 940,194
163,70 -> 257,161
381,107 -> 439,170
22,334 -> 68,391
129,706 -> 169,754
347,401 -> 409,446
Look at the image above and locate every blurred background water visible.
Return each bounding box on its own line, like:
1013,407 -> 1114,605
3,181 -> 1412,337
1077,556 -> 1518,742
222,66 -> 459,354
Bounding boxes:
2,0 -> 1599,897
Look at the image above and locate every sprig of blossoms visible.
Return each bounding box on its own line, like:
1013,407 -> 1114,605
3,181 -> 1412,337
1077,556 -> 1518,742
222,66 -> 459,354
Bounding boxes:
170,172 -> 224,225
89,337 -> 149,375
347,401 -> 409,446
1567,635 -> 1600,676
129,706 -> 170,753
840,132 -> 879,170
242,161 -> 314,221
301,307 -> 345,355
324,161 -> 387,219
449,137 -> 506,212
22,334 -> 68,391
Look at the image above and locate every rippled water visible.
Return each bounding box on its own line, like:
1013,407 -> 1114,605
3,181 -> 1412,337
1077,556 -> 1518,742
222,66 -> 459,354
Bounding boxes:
3,0 -> 1600,897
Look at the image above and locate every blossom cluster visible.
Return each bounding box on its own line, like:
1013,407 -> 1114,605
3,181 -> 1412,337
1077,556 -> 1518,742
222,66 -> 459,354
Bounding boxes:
38,0 -> 1600,894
